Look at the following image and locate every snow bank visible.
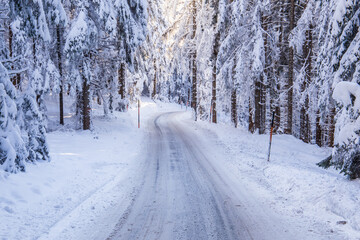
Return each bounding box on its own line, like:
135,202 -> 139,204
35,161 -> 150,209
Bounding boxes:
0,97 -> 180,240
179,113 -> 360,239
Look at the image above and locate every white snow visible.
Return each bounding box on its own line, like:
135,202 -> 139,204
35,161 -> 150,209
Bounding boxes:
178,110 -> 360,239
1,98 -> 360,239
333,81 -> 360,145
333,81 -> 360,109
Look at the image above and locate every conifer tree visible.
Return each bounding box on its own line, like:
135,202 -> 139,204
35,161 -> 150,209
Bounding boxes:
0,63 -> 27,173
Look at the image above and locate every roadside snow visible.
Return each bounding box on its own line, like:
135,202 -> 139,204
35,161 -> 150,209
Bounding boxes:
0,96 -> 178,240
177,111 -> 360,240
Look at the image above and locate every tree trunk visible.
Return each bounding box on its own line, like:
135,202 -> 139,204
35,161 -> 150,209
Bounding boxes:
109,93 -> 113,113
211,32 -> 220,124
285,0 -> 295,135
255,75 -> 265,134
211,0 -> 220,124
191,0 -> 197,120
82,76 -> 91,130
211,62 -> 217,123
249,98 -> 254,133
328,106 -> 336,147
152,58 -> 157,98
316,110 -> 322,147
57,25 -> 64,125
231,88 -> 237,128
118,62 -> 125,99
306,25 -> 313,142
300,25 -> 313,143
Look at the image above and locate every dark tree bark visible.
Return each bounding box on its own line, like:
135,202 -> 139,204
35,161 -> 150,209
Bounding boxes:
210,0 -> 220,124
328,106 -> 336,147
57,25 -> 64,125
82,75 -> 91,130
211,31 -> 220,123
249,98 -> 255,133
191,0 -> 198,120
316,110 -> 322,147
152,58 -> 157,98
118,62 -> 125,99
285,0 -> 295,135
254,75 -> 266,134
8,26 -> 21,88
231,88 -> 237,128
211,31 -> 220,124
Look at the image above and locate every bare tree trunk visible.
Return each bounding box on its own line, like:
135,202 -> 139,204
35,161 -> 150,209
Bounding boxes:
316,110 -> 322,147
249,98 -> 255,133
328,106 -> 336,147
231,88 -> 237,128
255,79 -> 261,132
286,0 -> 295,135
255,76 -> 265,134
300,24 -> 313,143
306,25 -> 313,142
260,79 -> 266,134
192,53 -> 197,120
211,32 -> 220,124
57,25 -> 64,125
82,75 -> 91,130
152,58 -> 157,98
118,62 -> 125,99
191,0 -> 197,120
211,0 -> 220,124
276,1 -> 285,133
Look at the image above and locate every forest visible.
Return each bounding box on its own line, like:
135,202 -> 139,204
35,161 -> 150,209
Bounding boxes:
0,0 -> 360,178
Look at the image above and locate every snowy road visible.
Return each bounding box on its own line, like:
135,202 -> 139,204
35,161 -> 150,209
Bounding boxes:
107,111 -> 292,240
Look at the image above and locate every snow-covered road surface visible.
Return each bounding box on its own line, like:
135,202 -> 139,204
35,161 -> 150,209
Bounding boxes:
108,111 -> 299,240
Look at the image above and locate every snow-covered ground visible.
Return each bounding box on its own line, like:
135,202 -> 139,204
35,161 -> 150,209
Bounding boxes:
0,97 -> 359,239
179,112 -> 360,239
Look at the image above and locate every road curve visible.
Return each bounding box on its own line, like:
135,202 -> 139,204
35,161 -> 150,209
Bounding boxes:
107,112 -> 259,240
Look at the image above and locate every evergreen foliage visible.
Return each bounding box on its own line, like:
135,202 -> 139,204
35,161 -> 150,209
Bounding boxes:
2,0 -> 360,179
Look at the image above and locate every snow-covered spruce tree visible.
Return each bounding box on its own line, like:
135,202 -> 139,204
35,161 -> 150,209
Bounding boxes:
217,0 -> 268,132
0,63 -> 27,173
163,0 -> 192,105
164,0 -> 200,120
64,7 -> 97,130
136,0 -> 166,101
330,82 -> 360,179
196,1 -> 216,121
317,0 -> 360,179
17,88 -> 50,162
9,0 -> 53,98
4,0 -> 51,169
217,0 -> 250,128
314,0 -> 338,147
109,0 -> 147,110
44,0 -> 67,125
290,0 -> 318,144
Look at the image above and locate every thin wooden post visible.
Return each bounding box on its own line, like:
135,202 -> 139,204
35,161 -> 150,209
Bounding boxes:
210,101 -> 212,123
267,112 -> 275,162
138,99 -> 140,128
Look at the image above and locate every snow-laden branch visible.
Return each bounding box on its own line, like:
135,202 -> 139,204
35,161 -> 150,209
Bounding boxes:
0,56 -> 23,63
333,81 -> 360,110
333,81 -> 360,145
8,67 -> 28,75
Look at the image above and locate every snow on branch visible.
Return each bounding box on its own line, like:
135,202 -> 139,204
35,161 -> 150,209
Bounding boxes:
7,67 -> 28,75
333,81 -> 360,145
0,56 -> 23,63
333,81 -> 360,110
